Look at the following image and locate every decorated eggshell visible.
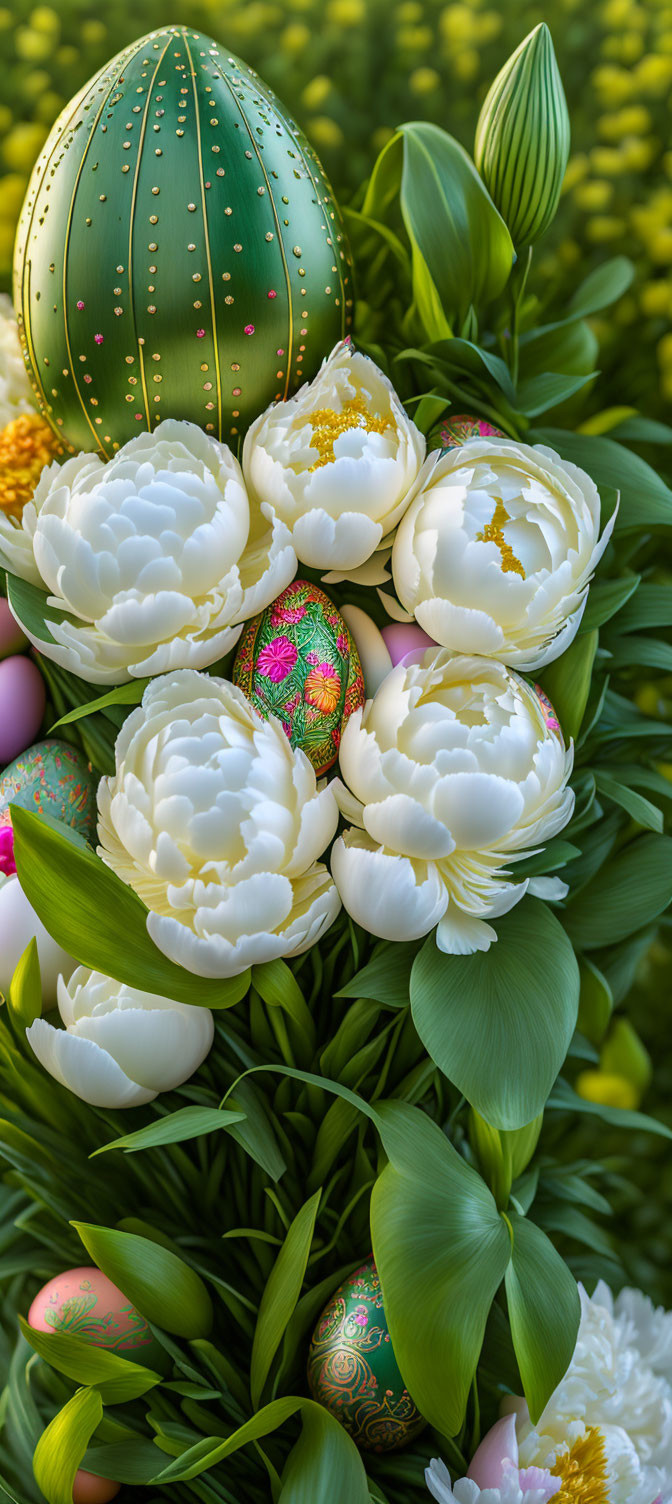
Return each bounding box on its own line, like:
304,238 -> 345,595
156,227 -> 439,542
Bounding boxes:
0,738 -> 98,840
233,580 -> 365,775
14,26 -> 353,455
29,1266 -> 153,1355
307,1256 -> 425,1453
431,413 -> 506,451
0,873 -> 75,1004
0,656 -> 46,764
72,1472 -> 120,1504
0,597 -> 28,659
533,682 -> 562,738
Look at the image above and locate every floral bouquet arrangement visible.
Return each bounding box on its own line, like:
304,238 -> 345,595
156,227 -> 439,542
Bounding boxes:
0,20 -> 671,1504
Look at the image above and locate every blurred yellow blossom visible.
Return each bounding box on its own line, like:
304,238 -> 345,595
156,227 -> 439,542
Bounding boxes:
306,115 -> 345,148
302,75 -> 332,110
409,66 -> 441,93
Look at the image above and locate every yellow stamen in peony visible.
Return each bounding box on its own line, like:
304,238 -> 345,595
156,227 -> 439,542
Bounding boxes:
551,1427 -> 610,1504
307,395 -> 392,469
476,498 -> 526,578
0,414 -> 62,520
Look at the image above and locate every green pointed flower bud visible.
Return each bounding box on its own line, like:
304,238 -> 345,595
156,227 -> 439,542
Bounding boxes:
475,23 -> 570,248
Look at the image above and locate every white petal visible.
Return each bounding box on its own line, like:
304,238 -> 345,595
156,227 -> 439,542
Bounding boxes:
26,1019 -> 156,1108
331,831 -> 447,941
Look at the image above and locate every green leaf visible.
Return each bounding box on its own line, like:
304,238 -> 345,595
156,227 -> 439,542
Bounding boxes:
18,1318 -> 162,1405
5,571 -> 60,645
371,1100 -> 511,1436
279,1401 -> 368,1504
505,1211 -> 580,1422
594,771 -> 663,833
33,1388 -> 103,1504
72,1223 -> 213,1339
335,941 -> 418,1008
613,583 -> 672,633
50,681 -> 148,733
549,1077 -> 672,1138
563,834 -> 672,948
580,574 -> 640,632
251,1190 -> 321,1408
516,370 -> 597,417
91,1106 -> 246,1157
540,629 -> 598,742
568,256 -> 635,318
8,938 -> 42,1028
398,122 -> 514,328
410,900 -> 580,1130
577,958 -> 613,1044
520,317 -> 598,380
12,806 -> 249,1009
532,428 -> 672,531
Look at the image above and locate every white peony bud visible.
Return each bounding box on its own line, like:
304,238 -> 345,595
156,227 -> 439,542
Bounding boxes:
97,669 -> 341,978
392,437 -> 615,671
0,873 -> 76,1007
331,649 -> 574,955
243,341 -> 427,573
26,968 -> 214,1108
9,419 -> 297,684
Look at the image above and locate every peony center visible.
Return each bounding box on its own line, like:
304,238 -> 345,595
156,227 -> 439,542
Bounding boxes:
550,1427 -> 610,1504
0,413 -> 63,520
476,497 -> 526,578
307,395 -> 392,469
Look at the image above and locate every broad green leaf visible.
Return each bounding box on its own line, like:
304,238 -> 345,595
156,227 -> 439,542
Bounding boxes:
12,807 -> 249,1009
611,414 -> 672,444
516,370 -> 597,417
532,428 -> 672,531
251,1190 -> 321,1407
568,256 -> 635,318
594,771 -> 663,833
5,571 -> 60,645
18,1317 -> 162,1404
605,633 -> 672,673
335,941 -> 419,1008
279,1400 -> 368,1504
8,938 -> 42,1028
614,583 -> 672,633
505,1211 -> 581,1421
148,1398 -> 319,1482
33,1388 -> 103,1504
72,1223 -> 213,1339
92,1106 -> 246,1157
520,317 -> 598,380
577,958 -> 613,1044
410,901 -> 580,1130
371,1099 -> 511,1436
563,834 -> 672,948
580,575 -> 640,632
225,1079 -> 287,1181
398,122 -> 514,328
548,1077 -> 672,1138
540,630 -> 598,741
513,838 -> 581,878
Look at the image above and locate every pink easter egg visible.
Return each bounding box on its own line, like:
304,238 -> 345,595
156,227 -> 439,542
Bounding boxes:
0,656 -> 46,764
381,624 -> 438,666
0,598 -> 28,660
28,1266 -> 153,1354
72,1472 -> 120,1504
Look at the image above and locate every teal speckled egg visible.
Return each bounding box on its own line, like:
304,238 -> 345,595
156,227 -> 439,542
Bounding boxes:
233,580 -> 365,776
0,739 -> 98,841
307,1256 -> 425,1453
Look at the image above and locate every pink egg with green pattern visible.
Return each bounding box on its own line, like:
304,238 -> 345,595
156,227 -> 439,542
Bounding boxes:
28,1266 -> 153,1354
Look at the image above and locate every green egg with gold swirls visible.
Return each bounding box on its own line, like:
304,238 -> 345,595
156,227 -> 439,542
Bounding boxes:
13,25 -> 353,458
307,1256 -> 425,1453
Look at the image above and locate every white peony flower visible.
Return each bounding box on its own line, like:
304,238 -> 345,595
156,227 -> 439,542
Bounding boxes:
97,670 -> 341,979
0,873 -> 76,1008
0,293 -> 35,429
242,341 -> 427,572
331,648 -> 574,955
392,437 -> 615,671
26,967 -> 214,1108
426,1454 -> 558,1504
9,419 -> 297,684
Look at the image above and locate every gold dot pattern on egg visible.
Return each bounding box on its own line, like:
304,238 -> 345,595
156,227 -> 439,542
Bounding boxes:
13,24 -> 354,458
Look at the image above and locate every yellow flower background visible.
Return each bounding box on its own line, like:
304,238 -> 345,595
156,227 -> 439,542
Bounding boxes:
2,0 -> 672,414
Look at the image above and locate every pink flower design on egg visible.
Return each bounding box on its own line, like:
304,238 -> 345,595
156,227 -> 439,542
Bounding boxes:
256,635 -> 298,683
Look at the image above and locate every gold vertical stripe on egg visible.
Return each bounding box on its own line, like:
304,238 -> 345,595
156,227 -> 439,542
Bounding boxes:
62,59 -> 130,458
184,31 -> 222,440
214,58 -> 294,400
128,34 -> 174,432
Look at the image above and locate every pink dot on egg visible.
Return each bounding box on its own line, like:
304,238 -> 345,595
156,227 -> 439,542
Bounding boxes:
381,623 -> 438,667
196,329 -> 205,338
94,334 -> 104,345
0,656 -> 46,764
72,1471 -> 120,1504
244,323 -> 255,335
0,825 -> 15,877
267,289 -> 277,299
276,348 -> 284,356
76,301 -> 85,311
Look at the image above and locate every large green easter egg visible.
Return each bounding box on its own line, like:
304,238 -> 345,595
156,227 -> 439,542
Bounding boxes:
13,25 -> 353,458
233,579 -> 365,776
0,739 -> 98,840
307,1256 -> 425,1453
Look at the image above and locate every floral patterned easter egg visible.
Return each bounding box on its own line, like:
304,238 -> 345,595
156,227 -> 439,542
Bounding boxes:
28,1266 -> 152,1354
431,412 -> 506,451
233,580 -> 365,775
0,738 -> 98,839
307,1256 -> 425,1453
